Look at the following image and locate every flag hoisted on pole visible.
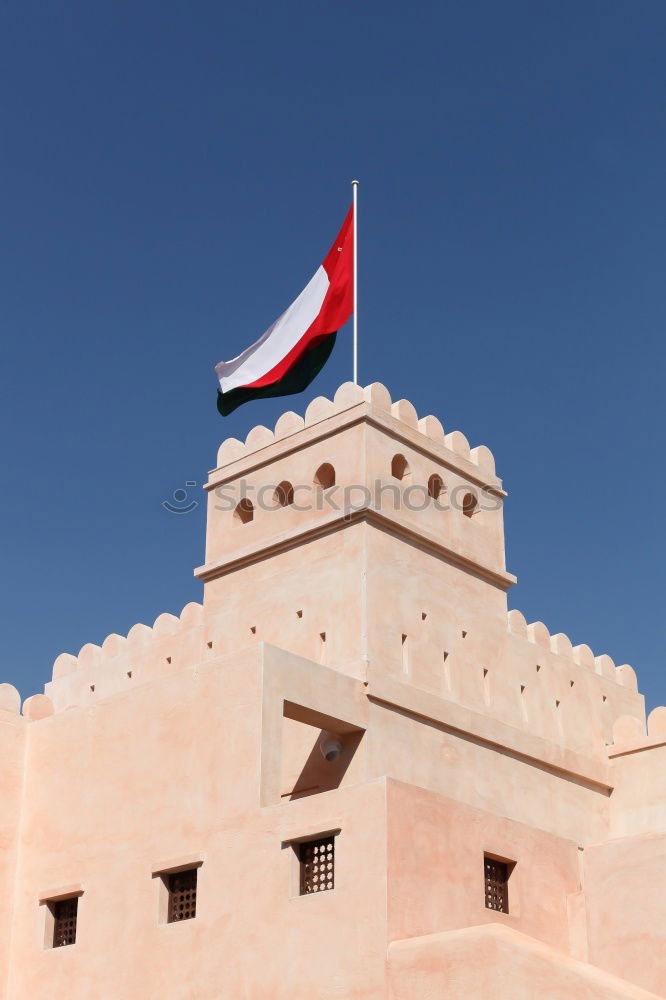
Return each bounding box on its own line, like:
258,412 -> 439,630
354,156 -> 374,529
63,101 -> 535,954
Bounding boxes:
215,184 -> 357,416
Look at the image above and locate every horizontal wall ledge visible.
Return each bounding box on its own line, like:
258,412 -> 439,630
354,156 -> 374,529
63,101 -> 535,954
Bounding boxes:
366,673 -> 612,793
194,505 -> 516,592
608,738 -> 666,760
38,884 -> 84,903
150,853 -> 206,876
280,826 -> 342,848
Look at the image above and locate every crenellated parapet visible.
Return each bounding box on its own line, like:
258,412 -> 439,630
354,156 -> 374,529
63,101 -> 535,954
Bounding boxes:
44,602 -> 207,713
490,608 -> 646,756
608,705 -> 666,753
215,381 -> 497,480
0,683 -> 54,721
26,592 -> 661,772
506,610 -> 638,690
362,602 -> 647,763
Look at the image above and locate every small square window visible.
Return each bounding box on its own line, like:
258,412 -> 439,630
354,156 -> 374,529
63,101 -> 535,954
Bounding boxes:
52,897 -> 78,947
299,836 -> 335,895
484,855 -> 510,913
167,868 -> 197,923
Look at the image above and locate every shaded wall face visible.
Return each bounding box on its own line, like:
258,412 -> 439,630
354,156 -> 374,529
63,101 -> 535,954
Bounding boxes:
7,648 -> 390,1000
584,833 -> 666,998
386,781 -> 581,955
364,527 -> 508,691
609,745 -> 666,839
362,423 -> 508,575
203,524 -> 367,678
280,715 -> 365,801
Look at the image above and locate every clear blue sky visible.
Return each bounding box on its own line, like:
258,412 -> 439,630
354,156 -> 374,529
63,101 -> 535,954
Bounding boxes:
1,1 -> 664,711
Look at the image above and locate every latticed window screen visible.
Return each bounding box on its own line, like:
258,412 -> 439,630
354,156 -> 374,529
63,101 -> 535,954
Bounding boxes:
484,856 -> 509,913
299,836 -> 335,895
167,868 -> 198,922
52,897 -> 78,947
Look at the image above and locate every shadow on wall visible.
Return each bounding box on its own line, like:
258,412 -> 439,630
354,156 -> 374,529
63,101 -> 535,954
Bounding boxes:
285,730 -> 364,801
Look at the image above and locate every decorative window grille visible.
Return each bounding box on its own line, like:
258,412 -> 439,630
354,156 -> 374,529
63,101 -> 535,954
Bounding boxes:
52,897 -> 78,947
167,868 -> 198,922
299,836 -> 335,895
484,856 -> 509,913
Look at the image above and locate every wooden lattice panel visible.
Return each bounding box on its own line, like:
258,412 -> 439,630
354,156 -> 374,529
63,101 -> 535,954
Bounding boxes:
53,897 -> 78,947
167,868 -> 198,922
300,837 -> 335,895
484,856 -> 509,913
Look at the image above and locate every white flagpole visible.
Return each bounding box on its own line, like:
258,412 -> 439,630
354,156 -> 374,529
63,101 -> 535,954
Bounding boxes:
352,179 -> 359,385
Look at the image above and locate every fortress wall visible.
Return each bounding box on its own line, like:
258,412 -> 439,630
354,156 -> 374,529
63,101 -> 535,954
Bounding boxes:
9,647 -> 389,1000
44,561 -> 643,775
584,832 -> 666,997
363,529 -> 643,759
608,740 -> 666,839
43,572 -> 641,769
45,603 -> 208,712
0,699 -> 25,1000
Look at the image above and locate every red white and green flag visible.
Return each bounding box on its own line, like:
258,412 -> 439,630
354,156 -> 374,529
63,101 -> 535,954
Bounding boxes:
215,204 -> 354,416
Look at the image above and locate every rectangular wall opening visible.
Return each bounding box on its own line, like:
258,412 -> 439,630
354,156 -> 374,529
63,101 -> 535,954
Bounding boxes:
167,868 -> 198,923
299,835 -> 336,895
153,860 -> 203,925
280,713 -> 363,801
43,893 -> 81,949
483,854 -> 515,914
